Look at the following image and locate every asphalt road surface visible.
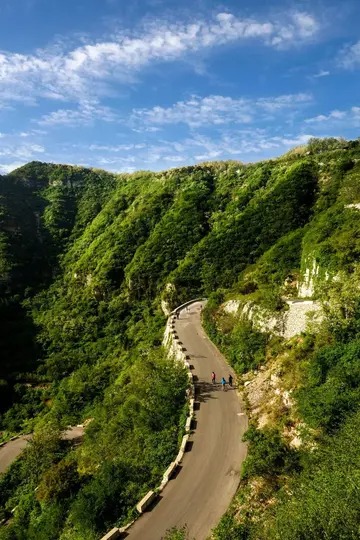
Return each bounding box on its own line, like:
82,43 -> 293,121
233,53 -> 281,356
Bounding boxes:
127,301 -> 248,540
0,426 -> 85,474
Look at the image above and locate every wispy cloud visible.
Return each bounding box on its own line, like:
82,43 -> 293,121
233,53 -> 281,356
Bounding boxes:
0,141 -> 45,173
89,143 -> 146,152
0,162 -> 28,174
37,101 -> 118,126
305,106 -> 360,124
0,143 -> 45,159
337,41 -> 360,69
270,11 -> 319,47
311,69 -> 330,78
0,11 -> 320,106
72,130 -> 314,172
130,93 -> 312,128
182,132 -> 313,161
0,125 -> 315,175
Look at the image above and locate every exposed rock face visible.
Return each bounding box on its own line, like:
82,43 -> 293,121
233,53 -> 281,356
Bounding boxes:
223,299 -> 322,339
223,300 -> 241,315
298,258 -> 319,298
161,300 -> 170,317
223,300 -> 282,333
243,303 -> 282,334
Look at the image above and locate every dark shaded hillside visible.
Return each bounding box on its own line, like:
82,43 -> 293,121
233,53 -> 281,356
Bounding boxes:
0,164 -> 118,413
1,137 -> 360,539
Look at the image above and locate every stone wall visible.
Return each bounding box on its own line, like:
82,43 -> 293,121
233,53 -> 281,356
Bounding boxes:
283,300 -> 322,339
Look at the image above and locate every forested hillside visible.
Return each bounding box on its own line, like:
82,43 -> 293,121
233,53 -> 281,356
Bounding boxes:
1,137 -> 360,539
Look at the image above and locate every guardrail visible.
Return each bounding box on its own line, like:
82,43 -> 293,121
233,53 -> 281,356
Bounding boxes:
171,297 -> 207,316
100,299 -> 205,540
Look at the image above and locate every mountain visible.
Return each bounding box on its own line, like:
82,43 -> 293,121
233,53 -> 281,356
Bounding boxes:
0,136 -> 360,539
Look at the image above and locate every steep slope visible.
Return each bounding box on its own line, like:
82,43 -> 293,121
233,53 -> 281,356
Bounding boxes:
0,137 -> 360,539
202,145 -> 360,539
0,163 -> 118,416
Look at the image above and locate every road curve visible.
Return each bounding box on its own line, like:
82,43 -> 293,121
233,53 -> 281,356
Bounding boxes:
127,301 -> 248,540
0,426 -> 85,474
0,436 -> 30,474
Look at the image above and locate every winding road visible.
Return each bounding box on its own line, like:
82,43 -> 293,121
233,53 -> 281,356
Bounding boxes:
0,426 -> 84,474
127,301 -> 248,540
0,302 -> 248,539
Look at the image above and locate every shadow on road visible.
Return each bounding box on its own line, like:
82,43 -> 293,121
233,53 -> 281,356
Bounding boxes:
197,381 -> 223,395
194,381 -> 221,407
185,440 -> 194,452
145,494 -> 163,513
172,465 -> 183,479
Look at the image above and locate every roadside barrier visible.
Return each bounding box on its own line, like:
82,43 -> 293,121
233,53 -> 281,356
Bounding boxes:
100,528 -> 121,540
136,491 -> 157,513
100,299 -> 205,540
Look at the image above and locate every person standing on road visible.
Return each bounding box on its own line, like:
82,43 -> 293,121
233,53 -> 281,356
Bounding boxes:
211,371 -> 216,384
221,377 -> 227,391
228,374 -> 233,387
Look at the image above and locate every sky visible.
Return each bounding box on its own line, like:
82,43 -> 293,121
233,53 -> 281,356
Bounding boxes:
0,0 -> 360,173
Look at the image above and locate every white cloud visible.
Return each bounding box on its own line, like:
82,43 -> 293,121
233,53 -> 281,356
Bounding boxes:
76,129 -> 315,172
37,101 -> 118,127
256,93 -> 311,112
0,146 -> 45,173
305,107 -> 360,124
312,69 -> 330,78
0,162 -> 27,174
131,93 -> 312,128
337,41 -> 360,69
270,134 -> 313,146
270,11 -> 319,47
132,126 -> 162,133
89,143 -> 146,151
0,11 -> 320,105
19,129 -> 47,137
0,143 -> 45,159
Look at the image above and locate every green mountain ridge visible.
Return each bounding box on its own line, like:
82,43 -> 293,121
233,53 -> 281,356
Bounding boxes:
0,136 -> 360,539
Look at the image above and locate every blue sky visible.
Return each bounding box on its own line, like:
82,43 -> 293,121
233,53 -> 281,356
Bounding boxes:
0,0 -> 360,173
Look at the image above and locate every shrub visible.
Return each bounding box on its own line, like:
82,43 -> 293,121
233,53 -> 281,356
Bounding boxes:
228,320 -> 267,374
242,425 -> 299,479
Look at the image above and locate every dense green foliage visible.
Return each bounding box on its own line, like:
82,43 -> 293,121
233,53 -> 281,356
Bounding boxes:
201,140 -> 360,539
1,137 -> 360,538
